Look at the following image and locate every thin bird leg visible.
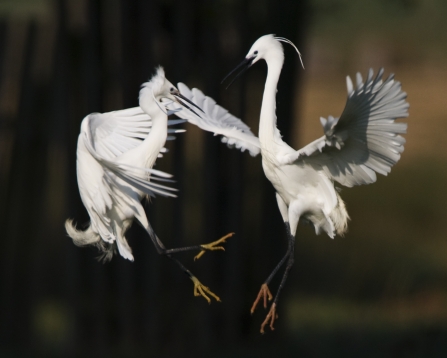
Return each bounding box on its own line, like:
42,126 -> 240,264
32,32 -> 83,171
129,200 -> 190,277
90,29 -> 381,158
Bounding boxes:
144,226 -> 222,303
250,246 -> 291,313
260,235 -> 295,334
250,223 -> 293,314
165,253 -> 221,304
145,224 -> 233,258
264,224 -> 293,284
162,232 -> 234,258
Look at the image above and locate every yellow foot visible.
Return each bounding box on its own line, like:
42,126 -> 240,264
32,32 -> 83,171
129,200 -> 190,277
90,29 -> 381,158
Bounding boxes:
260,303 -> 278,334
250,283 -> 273,314
191,276 -> 221,304
194,232 -> 235,261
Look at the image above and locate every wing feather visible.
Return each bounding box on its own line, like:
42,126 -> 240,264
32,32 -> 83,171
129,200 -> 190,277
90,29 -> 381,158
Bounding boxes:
81,115 -> 177,199
168,83 -> 261,156
281,68 -> 408,187
88,107 -> 184,161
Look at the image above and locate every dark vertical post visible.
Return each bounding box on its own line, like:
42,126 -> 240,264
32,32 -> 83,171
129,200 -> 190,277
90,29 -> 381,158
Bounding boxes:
0,21 -> 39,350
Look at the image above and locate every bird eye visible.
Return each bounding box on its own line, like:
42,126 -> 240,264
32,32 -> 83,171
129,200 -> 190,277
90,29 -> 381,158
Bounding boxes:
254,50 -> 258,55
170,87 -> 174,92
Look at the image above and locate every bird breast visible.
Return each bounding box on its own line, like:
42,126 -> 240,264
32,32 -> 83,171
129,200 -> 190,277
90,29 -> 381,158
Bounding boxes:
262,157 -> 337,214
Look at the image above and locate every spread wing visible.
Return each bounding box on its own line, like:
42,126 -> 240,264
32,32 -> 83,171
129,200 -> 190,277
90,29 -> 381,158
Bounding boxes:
88,106 -> 185,160
169,83 -> 261,156
74,107 -> 181,254
279,68 -> 409,187
76,131 -> 175,247
77,110 -> 179,224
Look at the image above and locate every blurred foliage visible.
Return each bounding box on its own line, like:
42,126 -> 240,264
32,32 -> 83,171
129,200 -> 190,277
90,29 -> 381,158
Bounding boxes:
305,0 -> 447,72
310,0 -> 447,51
0,0 -> 53,20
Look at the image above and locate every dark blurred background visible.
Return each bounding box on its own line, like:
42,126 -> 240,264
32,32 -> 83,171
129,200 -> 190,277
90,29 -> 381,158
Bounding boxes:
0,0 -> 446,357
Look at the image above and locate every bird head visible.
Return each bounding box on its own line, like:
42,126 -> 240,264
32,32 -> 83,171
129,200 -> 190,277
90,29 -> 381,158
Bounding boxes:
246,34 -> 285,65
140,67 -> 203,117
140,67 -> 174,103
222,34 -> 304,88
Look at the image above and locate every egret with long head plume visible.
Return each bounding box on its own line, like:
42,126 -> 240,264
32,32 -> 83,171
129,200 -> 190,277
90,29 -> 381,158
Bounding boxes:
66,67 -> 260,303
223,35 -> 409,332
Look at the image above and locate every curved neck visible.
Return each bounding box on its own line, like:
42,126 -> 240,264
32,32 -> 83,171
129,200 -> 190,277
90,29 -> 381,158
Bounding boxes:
259,57 -> 283,148
140,106 -> 168,169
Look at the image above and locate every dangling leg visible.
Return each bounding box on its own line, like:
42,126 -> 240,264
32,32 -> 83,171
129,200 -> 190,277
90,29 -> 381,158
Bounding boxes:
139,215 -> 225,303
251,223 -> 293,313
145,221 -> 234,259
165,254 -> 221,303
260,234 -> 295,333
251,194 -> 291,313
258,200 -> 301,333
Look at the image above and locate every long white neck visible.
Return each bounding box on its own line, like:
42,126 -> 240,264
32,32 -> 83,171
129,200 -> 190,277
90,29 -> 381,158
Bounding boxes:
119,100 -> 168,169
259,57 -> 283,149
140,107 -> 168,169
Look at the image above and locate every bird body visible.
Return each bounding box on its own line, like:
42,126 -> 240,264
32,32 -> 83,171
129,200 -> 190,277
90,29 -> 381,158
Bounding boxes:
66,66 -> 261,302
68,71 -> 179,261
255,38 -> 347,238
224,34 -> 408,332
263,157 -> 345,237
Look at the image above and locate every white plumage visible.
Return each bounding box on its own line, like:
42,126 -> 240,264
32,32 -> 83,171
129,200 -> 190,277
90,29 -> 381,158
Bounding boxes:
170,83 -> 260,156
278,67 -> 408,188
65,67 -> 259,302
66,69 -> 180,261
224,34 -> 409,332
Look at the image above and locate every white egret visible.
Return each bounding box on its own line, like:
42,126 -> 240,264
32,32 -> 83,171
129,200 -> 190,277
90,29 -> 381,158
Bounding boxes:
224,34 -> 409,332
65,67 -> 260,303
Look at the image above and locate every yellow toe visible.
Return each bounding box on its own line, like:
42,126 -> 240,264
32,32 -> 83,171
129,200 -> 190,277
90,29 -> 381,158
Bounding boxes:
191,276 -> 221,303
193,232 -> 234,261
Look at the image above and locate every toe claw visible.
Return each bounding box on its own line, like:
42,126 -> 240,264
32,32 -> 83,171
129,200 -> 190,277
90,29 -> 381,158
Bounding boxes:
194,232 -> 234,261
260,303 -> 277,334
250,284 -> 273,314
191,276 -> 221,303
194,251 -> 205,261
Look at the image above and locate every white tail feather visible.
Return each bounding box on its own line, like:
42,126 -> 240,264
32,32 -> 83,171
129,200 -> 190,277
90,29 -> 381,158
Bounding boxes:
65,219 -> 116,262
330,193 -> 350,236
65,219 -> 100,246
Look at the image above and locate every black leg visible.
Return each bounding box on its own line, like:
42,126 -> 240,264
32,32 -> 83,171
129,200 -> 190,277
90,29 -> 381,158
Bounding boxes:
256,226 -> 297,334
164,253 -> 222,303
251,222 -> 293,314
264,222 -> 293,285
272,234 -> 295,305
142,222 -> 225,303
162,244 -> 203,255
144,222 -> 233,258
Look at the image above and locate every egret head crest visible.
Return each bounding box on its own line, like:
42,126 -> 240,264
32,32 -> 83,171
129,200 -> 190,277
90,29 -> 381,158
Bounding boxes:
274,37 -> 304,69
222,34 -> 304,88
141,66 -> 168,98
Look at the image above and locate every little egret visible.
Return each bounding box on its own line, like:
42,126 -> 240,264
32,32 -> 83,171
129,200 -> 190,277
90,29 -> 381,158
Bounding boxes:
224,34 -> 409,332
66,67 -> 260,303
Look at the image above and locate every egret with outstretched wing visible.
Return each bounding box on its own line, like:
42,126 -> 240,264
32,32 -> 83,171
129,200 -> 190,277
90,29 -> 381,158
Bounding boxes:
66,67 -> 258,302
224,34 -> 408,332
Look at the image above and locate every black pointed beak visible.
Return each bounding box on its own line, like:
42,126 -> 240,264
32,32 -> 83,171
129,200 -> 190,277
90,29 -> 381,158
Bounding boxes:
221,56 -> 256,89
173,91 -> 204,118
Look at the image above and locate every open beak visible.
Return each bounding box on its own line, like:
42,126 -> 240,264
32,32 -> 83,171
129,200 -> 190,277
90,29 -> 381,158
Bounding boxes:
221,55 -> 256,89
172,90 -> 204,118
